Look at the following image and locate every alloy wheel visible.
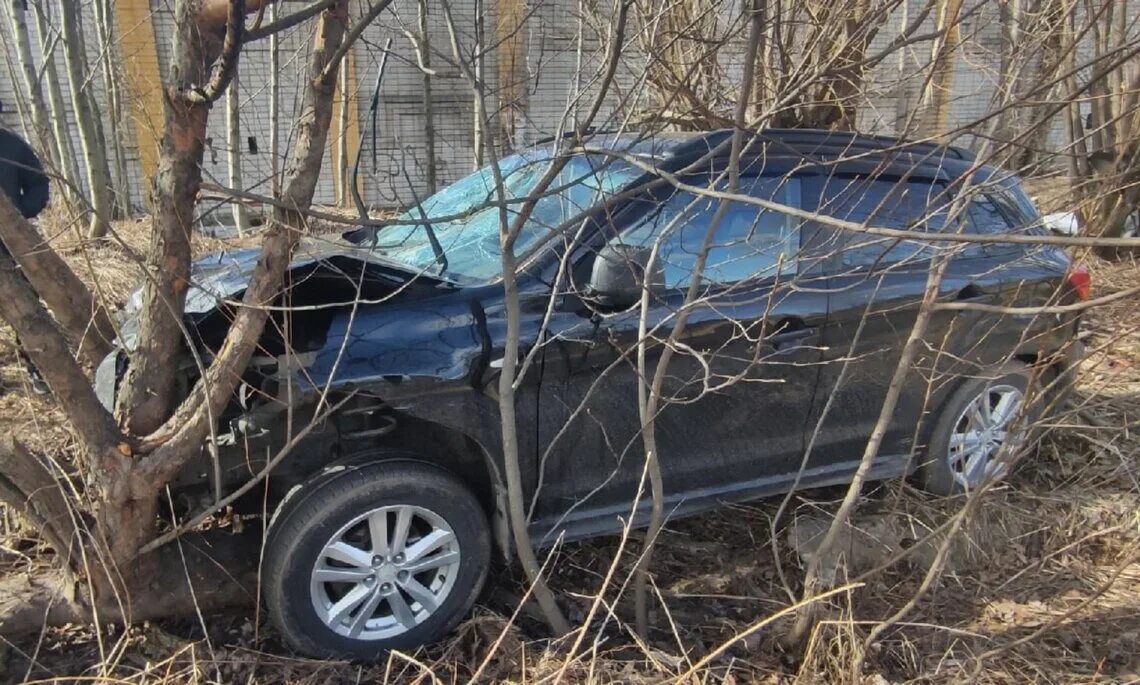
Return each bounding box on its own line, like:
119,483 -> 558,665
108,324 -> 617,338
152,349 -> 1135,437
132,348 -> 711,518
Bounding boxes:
309,504 -> 461,641
946,383 -> 1026,490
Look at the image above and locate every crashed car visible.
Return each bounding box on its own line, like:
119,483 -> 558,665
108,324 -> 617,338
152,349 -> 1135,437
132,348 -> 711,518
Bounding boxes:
99,129 -> 1085,658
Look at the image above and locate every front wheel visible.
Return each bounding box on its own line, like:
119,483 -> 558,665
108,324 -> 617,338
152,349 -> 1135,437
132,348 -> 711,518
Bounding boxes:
919,362 -> 1042,496
263,460 -> 491,659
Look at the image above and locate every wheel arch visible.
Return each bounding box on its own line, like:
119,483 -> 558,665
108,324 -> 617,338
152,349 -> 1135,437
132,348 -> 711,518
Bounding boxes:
319,442 -> 511,564
286,393 -> 514,563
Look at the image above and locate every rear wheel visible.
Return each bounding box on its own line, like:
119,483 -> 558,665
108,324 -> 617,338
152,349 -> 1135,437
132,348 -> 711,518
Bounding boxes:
263,460 -> 490,658
920,363 -> 1041,495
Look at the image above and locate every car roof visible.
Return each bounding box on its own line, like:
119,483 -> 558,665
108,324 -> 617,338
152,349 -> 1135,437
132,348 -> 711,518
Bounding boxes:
552,128 -> 1000,184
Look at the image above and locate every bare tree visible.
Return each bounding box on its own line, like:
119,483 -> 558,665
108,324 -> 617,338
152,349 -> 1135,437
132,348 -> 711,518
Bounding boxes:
336,50 -> 350,206
1063,0 -> 1140,254
419,0 -> 438,194
496,0 -> 529,148
269,0 -> 281,195
1,0 -> 1139,677
916,0 -> 965,136
31,0 -> 83,208
0,0 -> 403,633
57,0 -> 115,237
4,0 -> 56,167
227,70 -> 251,233
93,0 -> 133,213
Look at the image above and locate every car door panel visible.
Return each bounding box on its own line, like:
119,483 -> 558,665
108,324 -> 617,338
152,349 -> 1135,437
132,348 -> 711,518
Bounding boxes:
804,175 -> 969,468
528,174 -> 827,539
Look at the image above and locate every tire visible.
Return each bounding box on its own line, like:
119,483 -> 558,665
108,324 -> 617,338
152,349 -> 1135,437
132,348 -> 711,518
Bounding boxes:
263,460 -> 491,659
919,362 -> 1042,496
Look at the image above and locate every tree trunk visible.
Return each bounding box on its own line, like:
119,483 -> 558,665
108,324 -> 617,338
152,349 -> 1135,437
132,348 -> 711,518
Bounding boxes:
801,0 -> 878,130
134,0 -> 354,463
226,71 -> 251,233
419,0 -> 437,194
336,58 -> 350,206
116,0 -> 226,436
892,0 -> 911,133
473,0 -> 486,169
496,0 -> 528,149
94,0 -> 134,215
31,2 -> 83,208
57,0 -> 115,237
789,256 -> 950,645
269,1 -> 281,195
116,0 -> 353,581
0,201 -> 114,365
0,0 -> 375,639
0,201 -> 120,454
0,525 -> 261,637
5,0 -> 57,169
918,0 -> 965,138
633,4 -> 761,638
0,436 -> 78,567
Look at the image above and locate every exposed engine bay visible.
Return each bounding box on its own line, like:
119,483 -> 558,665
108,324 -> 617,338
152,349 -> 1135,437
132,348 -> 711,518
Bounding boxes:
97,238 -> 463,506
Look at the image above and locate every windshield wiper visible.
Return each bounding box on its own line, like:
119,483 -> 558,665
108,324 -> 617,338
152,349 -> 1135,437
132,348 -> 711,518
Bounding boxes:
399,166 -> 449,274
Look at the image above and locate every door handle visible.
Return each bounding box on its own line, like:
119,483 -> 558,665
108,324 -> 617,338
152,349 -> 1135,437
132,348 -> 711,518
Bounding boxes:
770,327 -> 817,350
955,284 -> 989,302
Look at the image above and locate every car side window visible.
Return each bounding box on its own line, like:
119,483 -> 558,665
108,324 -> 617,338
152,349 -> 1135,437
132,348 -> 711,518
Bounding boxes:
615,176 -> 800,289
990,180 -> 1044,234
966,194 -> 1011,234
812,177 -> 949,268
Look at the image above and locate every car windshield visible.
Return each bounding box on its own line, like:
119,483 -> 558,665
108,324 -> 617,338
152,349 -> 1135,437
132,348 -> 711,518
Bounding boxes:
367,150 -> 638,281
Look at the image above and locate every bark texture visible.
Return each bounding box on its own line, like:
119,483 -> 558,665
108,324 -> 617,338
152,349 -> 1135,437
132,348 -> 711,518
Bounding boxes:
0,526 -> 261,637
33,2 -> 84,207
0,207 -> 120,453
0,437 -> 77,566
116,0 -> 225,435
6,1 -> 56,167
57,0 -> 115,237
0,200 -> 114,365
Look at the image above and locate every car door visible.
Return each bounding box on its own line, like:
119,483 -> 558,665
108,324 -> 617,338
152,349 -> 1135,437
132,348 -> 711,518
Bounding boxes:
529,173 -> 827,539
804,173 -> 972,471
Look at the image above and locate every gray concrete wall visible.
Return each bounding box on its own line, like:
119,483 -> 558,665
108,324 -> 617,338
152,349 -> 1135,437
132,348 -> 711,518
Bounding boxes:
0,0 -> 1097,214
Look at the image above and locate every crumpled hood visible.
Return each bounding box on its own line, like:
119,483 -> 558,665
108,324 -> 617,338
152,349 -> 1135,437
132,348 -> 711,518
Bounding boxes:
117,236 -> 397,349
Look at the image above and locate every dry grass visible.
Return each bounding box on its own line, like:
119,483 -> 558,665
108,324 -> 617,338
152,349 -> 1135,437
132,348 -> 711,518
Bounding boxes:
0,203 -> 1137,684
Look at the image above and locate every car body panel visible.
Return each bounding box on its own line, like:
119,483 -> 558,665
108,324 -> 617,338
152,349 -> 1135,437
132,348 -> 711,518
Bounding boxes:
103,128 -> 1079,552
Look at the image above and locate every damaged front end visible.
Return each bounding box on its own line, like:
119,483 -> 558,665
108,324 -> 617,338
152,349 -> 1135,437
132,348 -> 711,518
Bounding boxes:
97,235 -> 465,500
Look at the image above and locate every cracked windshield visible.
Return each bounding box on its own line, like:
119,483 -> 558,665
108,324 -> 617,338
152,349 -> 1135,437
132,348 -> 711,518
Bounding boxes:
372,150 -> 637,280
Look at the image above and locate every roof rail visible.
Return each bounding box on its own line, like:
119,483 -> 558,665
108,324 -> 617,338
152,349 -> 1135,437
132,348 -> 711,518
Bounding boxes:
666,127 -> 975,163
530,128 -> 626,146
757,128 -> 975,161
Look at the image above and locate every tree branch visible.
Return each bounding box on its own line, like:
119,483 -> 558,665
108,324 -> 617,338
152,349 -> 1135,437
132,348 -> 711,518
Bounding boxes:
0,196 -> 122,454
140,0 -> 351,481
0,206 -> 115,366
243,0 -> 336,42
185,0 -> 246,104
199,0 -> 269,26
0,436 -> 77,566
318,0 -> 397,84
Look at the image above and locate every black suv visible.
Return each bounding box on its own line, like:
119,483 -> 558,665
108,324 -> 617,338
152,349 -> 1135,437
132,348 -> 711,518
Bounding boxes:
98,129 -> 1085,657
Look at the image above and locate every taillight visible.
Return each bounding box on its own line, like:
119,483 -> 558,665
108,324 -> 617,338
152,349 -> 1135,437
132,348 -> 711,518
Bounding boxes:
1067,265 -> 1091,300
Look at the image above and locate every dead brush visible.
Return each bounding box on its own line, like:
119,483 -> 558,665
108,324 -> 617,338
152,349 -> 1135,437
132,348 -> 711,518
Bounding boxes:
1,218 -> 1138,685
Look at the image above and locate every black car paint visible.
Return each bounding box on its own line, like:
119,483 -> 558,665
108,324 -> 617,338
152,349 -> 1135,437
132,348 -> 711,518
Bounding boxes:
106,129 -> 1081,553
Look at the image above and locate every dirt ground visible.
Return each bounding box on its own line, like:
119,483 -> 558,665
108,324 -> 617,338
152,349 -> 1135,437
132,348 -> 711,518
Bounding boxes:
0,196 -> 1137,684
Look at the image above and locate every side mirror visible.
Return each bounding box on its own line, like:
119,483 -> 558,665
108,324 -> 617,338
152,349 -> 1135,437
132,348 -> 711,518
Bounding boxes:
586,243 -> 665,310
1088,150 -> 1115,174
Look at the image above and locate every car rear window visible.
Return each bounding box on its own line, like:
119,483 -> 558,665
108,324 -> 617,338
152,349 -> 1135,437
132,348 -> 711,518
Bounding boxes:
809,177 -> 951,268
989,178 -> 1045,235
